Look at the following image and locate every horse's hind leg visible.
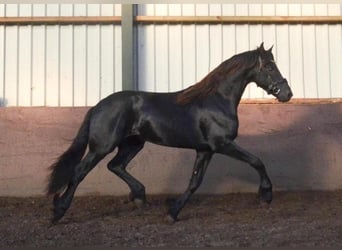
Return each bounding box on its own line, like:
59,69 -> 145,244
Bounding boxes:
107,136 -> 146,205
52,151 -> 106,223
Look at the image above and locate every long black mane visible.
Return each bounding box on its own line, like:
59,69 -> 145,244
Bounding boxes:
176,49 -> 258,104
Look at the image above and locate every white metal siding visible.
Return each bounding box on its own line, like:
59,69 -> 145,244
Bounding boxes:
0,3 -> 122,107
137,3 -> 342,99
1,4 -> 342,107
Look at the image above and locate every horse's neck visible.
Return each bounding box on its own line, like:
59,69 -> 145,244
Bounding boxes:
217,77 -> 249,109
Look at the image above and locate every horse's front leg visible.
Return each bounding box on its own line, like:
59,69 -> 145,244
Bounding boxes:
217,141 -> 272,203
167,150 -> 213,223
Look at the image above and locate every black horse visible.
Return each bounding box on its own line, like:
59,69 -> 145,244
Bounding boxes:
47,43 -> 293,223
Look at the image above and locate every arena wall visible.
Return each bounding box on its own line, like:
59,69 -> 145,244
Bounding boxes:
1,102 -> 341,196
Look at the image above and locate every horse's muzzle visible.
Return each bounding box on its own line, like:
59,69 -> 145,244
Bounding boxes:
275,79 -> 293,102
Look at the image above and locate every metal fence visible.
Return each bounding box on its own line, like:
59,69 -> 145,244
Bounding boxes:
0,4 -> 122,107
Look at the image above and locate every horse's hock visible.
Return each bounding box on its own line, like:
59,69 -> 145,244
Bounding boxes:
0,102 -> 341,196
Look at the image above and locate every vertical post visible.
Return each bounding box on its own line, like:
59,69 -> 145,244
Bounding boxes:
121,4 -> 135,90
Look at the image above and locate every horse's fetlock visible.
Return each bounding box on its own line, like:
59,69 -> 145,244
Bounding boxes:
52,204 -> 67,224
251,158 -> 263,167
261,183 -> 272,190
258,185 -> 273,204
138,186 -> 146,193
189,183 -> 200,193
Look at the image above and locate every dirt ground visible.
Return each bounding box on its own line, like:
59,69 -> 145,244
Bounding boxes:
1,190 -> 342,247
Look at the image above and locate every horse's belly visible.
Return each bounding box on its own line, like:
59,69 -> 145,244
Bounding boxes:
136,118 -> 206,149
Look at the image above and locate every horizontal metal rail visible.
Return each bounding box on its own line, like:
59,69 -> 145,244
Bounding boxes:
1,16 -> 342,25
136,16 -> 342,24
0,16 -> 122,25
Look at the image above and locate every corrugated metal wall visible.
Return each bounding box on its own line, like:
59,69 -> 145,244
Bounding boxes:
0,4 -> 122,107
0,3 -> 342,107
137,3 -> 342,99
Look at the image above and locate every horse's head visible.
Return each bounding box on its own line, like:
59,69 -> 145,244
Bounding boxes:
252,43 -> 293,102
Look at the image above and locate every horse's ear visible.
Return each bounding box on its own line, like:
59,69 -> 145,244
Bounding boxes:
259,42 -> 265,51
268,45 -> 274,52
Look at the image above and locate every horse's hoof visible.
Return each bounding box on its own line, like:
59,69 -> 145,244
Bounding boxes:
133,198 -> 145,208
51,204 -> 67,224
51,212 -> 64,225
165,214 -> 177,224
165,198 -> 180,223
128,192 -> 146,206
258,186 -> 272,204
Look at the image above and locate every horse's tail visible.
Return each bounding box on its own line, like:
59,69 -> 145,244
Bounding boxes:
46,109 -> 92,196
